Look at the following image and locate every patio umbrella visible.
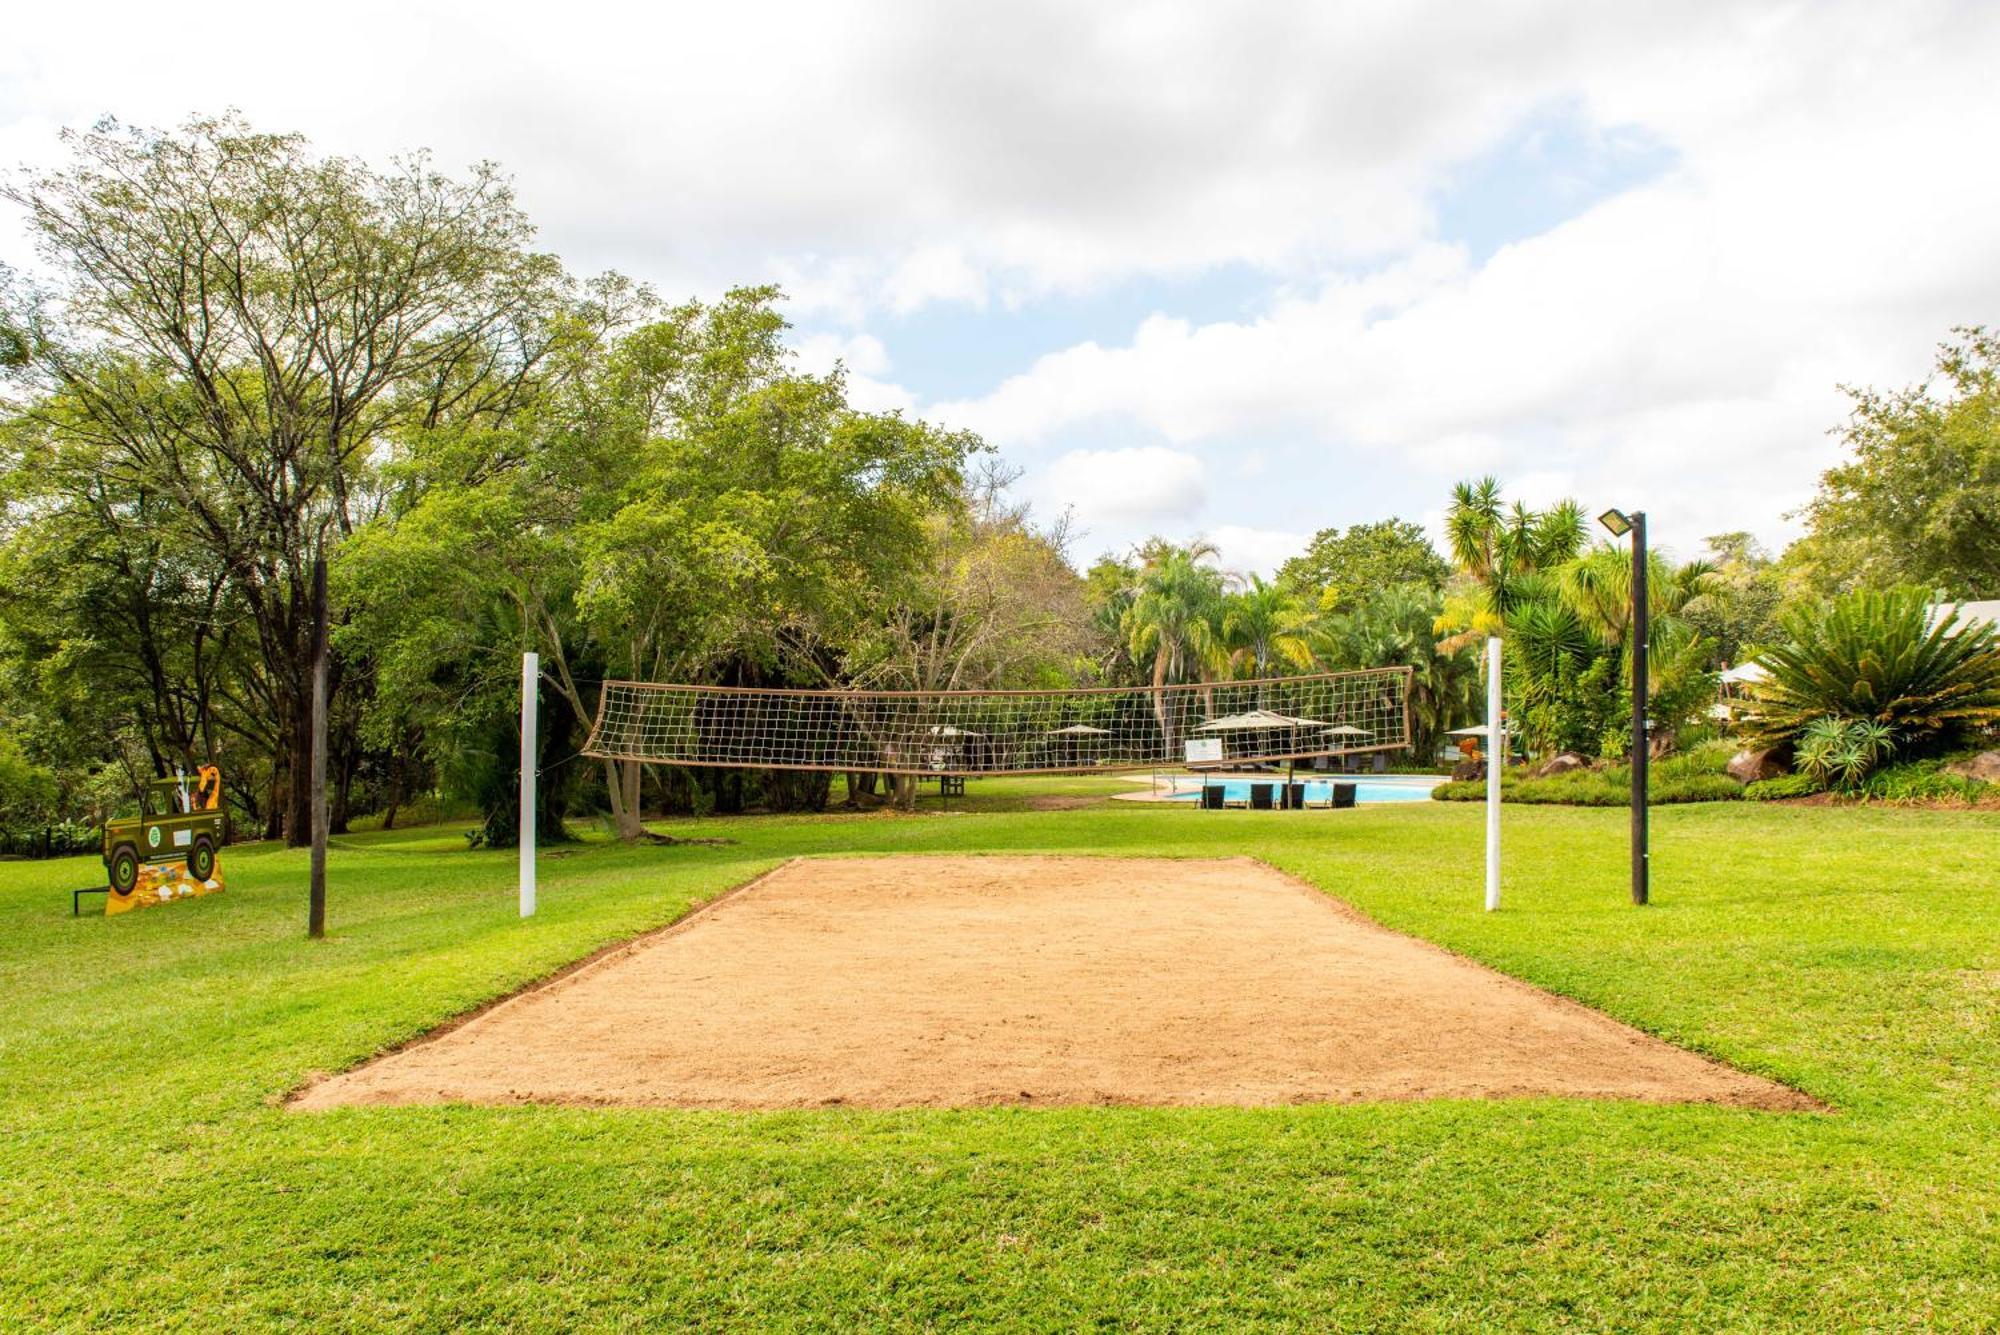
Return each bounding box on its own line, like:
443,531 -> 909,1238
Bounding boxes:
1196,709 -> 1327,731
1044,723 -> 1111,767
1198,710 -> 1329,797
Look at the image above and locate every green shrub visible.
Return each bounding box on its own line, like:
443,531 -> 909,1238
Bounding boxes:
1860,758 -> 1995,804
1795,716 -> 1895,789
1745,773 -> 1823,801
1741,588 -> 2000,756
1432,761 -> 1743,806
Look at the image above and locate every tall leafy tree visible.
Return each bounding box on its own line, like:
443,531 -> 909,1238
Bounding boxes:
1122,543 -> 1226,745
1219,575 -> 1314,678
1,115 -> 566,843
1788,326 -> 2000,597
1312,584 -> 1477,760
344,286 -> 972,837
1276,518 -> 1448,609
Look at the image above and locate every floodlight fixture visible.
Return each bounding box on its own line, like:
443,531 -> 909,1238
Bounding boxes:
1598,508 -> 1633,538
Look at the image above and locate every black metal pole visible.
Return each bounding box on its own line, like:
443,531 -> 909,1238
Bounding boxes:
308,552 -> 329,939
1630,512 -> 1649,906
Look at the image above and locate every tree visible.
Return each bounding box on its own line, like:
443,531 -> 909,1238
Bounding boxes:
1789,327 -> 2000,597
1081,555 -> 1142,684
1312,583 -> 1478,760
344,285 -> 972,837
846,464 -> 1089,807
1683,532 -> 1784,667
1219,575 -> 1314,678
1276,518 -> 1448,609
1435,477 -> 1587,653
2,115 -> 565,845
1122,543 -> 1226,746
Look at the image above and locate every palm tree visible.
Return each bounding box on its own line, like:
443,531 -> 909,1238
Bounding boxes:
1436,477 -> 1588,653
1220,575 -> 1315,679
1315,584 -> 1478,760
1560,544 -> 1716,644
1122,544 -> 1226,746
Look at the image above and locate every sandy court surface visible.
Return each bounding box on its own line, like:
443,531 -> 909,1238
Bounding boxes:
293,855 -> 1815,1112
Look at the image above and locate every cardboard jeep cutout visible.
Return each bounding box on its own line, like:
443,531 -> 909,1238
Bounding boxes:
101,766 -> 226,916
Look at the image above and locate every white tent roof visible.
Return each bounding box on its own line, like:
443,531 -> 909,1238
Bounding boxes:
1932,599 -> 2000,634
1197,709 -> 1327,731
1720,661 -> 1770,684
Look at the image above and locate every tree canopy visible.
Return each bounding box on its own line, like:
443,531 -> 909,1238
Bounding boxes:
1789,327 -> 2000,598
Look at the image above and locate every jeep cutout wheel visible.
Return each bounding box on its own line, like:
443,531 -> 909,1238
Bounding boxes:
109,845 -> 140,895
188,835 -> 216,883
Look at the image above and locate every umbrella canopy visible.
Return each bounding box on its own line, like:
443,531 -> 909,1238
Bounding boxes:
1446,724 -> 1508,737
1197,709 -> 1327,731
1720,661 -> 1770,684
1046,724 -> 1112,736
927,724 -> 985,738
1323,724 -> 1371,737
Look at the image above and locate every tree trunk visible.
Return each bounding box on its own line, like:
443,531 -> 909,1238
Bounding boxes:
603,758 -> 647,841
285,684 -> 313,847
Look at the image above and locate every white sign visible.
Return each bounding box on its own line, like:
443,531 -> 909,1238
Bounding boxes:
1184,738 -> 1224,764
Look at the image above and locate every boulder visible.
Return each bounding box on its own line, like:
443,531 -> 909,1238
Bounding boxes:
1451,758 -> 1487,782
1945,750 -> 2000,784
1727,748 -> 1788,784
1530,751 -> 1591,779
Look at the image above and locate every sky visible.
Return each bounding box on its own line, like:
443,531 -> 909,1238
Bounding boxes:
5,0 -> 1998,574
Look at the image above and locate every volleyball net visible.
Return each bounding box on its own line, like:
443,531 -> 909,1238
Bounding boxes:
581,667 -> 1412,777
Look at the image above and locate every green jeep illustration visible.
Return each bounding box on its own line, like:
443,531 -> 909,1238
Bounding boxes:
102,768 -> 225,896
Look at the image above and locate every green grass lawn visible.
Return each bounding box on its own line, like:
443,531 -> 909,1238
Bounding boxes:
2,784 -> 1996,1331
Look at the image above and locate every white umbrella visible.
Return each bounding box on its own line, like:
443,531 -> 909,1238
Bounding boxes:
1197,709 -> 1328,731
1046,724 -> 1112,735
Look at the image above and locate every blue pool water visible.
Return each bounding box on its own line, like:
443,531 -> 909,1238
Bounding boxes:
1169,779 -> 1435,805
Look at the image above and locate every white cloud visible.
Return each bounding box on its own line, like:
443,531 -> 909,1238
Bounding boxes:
937,2 -> 2000,553
1207,526 -> 1310,580
4,1 -> 1996,558
1037,447 -> 1207,529
0,1 -> 1769,316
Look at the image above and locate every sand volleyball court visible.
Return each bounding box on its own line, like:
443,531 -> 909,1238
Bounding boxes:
293,855 -> 1813,1112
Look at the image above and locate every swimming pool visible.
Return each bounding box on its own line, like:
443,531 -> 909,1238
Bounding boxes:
1166,778 -> 1438,805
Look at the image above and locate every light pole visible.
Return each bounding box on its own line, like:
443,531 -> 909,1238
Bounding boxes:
1598,508 -> 1648,907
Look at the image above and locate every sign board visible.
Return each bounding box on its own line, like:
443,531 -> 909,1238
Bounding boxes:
1184,738 -> 1224,764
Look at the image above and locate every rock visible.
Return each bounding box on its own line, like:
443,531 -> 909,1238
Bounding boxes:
1945,750 -> 2000,783
1727,748 -> 1788,784
1530,751 -> 1591,779
1451,759 -> 1487,782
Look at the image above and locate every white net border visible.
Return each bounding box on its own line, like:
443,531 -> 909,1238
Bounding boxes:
582,667 -> 1412,777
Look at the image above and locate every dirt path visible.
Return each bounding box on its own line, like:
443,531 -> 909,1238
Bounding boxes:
293,855 -> 1816,1112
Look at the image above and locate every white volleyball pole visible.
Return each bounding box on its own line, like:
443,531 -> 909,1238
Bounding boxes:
1485,636 -> 1502,912
520,651 -> 538,918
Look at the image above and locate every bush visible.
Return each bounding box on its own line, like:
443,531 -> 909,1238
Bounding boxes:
1795,716 -> 1894,790
1432,760 -> 1743,806
1859,758 -> 1996,804
1744,773 -> 1823,801
1741,588 -> 2000,757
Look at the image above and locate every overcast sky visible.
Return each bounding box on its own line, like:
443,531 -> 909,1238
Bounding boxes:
6,1 -> 1997,573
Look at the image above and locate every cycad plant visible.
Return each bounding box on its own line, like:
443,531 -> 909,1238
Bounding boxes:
1743,588 -> 2000,758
